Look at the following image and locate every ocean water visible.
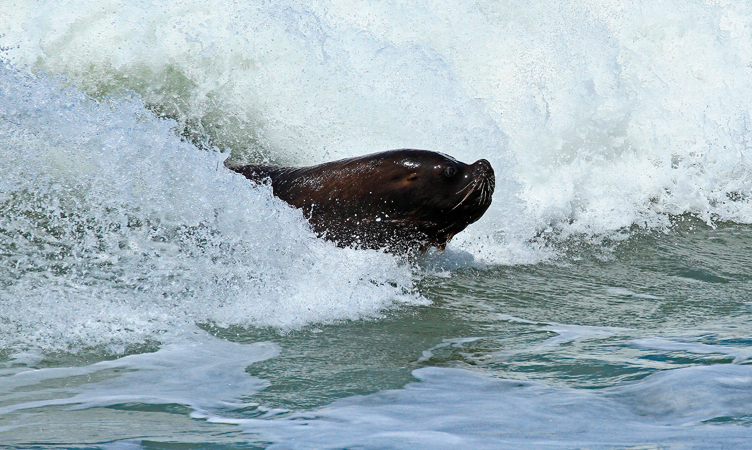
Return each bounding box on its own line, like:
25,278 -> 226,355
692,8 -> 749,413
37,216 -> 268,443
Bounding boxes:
1,0 -> 752,448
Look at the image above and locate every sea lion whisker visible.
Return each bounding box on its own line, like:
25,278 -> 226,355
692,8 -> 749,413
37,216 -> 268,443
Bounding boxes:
455,181 -> 477,195
481,181 -> 491,204
452,180 -> 481,211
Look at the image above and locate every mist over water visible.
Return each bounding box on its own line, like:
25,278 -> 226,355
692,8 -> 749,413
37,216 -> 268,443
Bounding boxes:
2,0 -> 752,448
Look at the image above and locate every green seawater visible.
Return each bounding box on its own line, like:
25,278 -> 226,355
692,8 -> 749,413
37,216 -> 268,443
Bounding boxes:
222,219 -> 752,411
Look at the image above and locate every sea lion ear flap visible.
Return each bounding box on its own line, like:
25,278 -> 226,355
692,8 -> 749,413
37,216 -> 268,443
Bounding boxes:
224,159 -> 282,185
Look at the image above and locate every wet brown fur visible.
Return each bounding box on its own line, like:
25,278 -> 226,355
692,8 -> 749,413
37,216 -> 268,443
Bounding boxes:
225,149 -> 494,253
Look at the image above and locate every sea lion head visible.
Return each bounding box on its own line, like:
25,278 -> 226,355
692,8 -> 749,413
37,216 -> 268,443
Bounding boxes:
330,149 -> 495,250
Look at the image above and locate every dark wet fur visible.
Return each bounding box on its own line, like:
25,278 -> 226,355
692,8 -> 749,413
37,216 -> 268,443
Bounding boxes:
225,149 -> 494,253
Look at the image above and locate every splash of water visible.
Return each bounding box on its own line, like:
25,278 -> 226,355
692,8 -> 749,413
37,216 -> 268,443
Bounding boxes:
0,66 -> 425,353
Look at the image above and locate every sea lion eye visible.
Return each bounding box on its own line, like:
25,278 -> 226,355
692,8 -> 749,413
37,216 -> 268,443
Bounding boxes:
443,166 -> 457,178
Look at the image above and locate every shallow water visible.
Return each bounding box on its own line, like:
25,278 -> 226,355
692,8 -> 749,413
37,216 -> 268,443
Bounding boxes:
2,0 -> 752,448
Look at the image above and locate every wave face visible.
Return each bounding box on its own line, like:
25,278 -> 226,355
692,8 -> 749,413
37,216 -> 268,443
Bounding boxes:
2,0 -> 752,351
0,66 -> 424,353
4,0 -> 752,244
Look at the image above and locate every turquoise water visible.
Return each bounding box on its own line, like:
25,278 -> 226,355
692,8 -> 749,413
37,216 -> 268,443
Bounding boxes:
2,0 -> 752,447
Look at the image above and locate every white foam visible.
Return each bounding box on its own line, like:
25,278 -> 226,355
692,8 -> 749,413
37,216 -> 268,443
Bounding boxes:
0,0 -> 535,264
5,0 -> 752,262
0,66 -> 426,353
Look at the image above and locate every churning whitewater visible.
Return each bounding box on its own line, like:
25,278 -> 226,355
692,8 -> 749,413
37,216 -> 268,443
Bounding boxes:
0,66 -> 425,352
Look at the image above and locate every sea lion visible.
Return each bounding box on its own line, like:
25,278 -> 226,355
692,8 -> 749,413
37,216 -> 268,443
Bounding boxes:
225,149 -> 494,252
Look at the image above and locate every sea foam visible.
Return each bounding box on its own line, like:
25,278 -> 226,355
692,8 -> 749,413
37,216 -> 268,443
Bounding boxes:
0,66 -> 425,353
4,0 -> 751,259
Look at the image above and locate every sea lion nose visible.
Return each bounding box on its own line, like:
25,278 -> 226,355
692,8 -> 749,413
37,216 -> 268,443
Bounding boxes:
472,159 -> 494,178
472,159 -> 495,193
